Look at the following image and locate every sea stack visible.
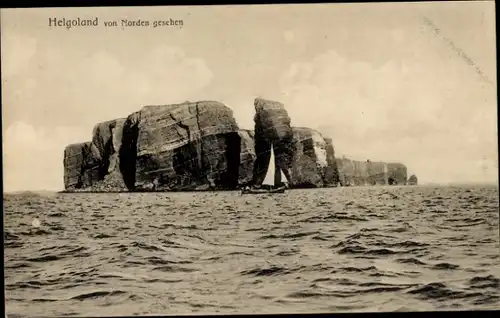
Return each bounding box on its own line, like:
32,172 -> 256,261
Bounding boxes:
407,174 -> 418,185
252,97 -> 295,186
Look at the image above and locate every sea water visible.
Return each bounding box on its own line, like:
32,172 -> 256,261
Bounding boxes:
4,185 -> 500,316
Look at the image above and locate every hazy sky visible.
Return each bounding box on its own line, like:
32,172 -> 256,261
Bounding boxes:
2,2 -> 497,192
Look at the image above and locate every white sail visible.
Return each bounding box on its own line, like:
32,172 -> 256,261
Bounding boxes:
263,145 -> 286,186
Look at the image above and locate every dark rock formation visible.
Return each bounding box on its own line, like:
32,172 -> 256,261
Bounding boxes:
62,98 -> 412,192
289,127 -> 329,188
407,174 -> 418,185
366,160 -> 388,185
238,129 -> 256,186
89,119 -> 128,191
336,158 -> 408,186
62,119 -> 129,192
253,97 -> 293,141
120,101 -> 241,191
252,98 -> 295,186
336,157 -> 355,186
63,142 -> 100,190
387,163 -> 408,185
233,127 -> 336,188
324,137 -> 340,186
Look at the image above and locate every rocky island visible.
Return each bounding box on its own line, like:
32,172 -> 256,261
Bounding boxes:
63,98 -> 415,192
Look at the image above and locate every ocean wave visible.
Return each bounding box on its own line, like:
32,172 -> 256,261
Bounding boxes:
4,231 -> 20,240
311,234 -> 335,241
431,262 -> 460,270
19,229 -> 52,236
291,280 -> 416,299
25,246 -> 92,263
336,266 -> 378,273
92,233 -> 115,239
152,265 -> 198,273
381,240 -> 430,248
396,257 -> 427,265
240,265 -> 300,277
4,186 -> 499,316
407,282 -> 483,300
337,244 -> 402,256
48,212 -> 66,217
275,250 -> 299,257
70,290 -> 128,301
129,241 -> 169,252
259,231 -> 319,240
468,275 -> 500,289
145,256 -> 192,265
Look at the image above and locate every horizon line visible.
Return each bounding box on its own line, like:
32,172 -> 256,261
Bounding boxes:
4,181 -> 499,194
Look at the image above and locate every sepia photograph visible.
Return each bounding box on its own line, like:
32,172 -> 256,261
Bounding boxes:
2,2 -> 498,316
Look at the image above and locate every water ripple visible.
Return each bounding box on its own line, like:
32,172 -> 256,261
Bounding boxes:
3,185 -> 499,315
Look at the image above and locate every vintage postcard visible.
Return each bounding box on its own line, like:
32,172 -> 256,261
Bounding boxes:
2,2 -> 498,316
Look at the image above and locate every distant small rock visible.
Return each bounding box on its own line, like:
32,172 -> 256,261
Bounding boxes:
408,174 -> 418,185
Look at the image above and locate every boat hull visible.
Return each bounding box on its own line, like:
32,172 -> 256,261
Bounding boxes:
241,186 -> 286,194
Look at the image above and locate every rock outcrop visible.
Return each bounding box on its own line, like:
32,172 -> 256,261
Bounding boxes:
62,119 -> 129,192
238,129 -> 256,186
252,97 -> 295,186
231,127 -> 340,188
120,101 -> 241,191
89,118 -> 128,191
336,158 -> 408,186
62,98 -> 411,192
366,160 -> 388,185
324,137 -> 340,186
387,163 -> 408,185
289,127 -> 329,188
407,174 -> 418,185
253,97 -> 293,141
63,142 -> 100,190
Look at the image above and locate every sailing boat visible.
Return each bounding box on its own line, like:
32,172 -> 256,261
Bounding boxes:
241,145 -> 287,194
241,97 -> 294,194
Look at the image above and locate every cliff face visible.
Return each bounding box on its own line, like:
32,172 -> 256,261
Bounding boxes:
63,119 -> 129,192
121,101 -> 241,191
289,127 -> 329,188
63,142 -> 100,190
90,118 -> 128,191
366,161 -> 388,185
230,127 -> 340,188
324,138 -> 340,186
238,129 -> 256,186
62,98 -> 410,192
336,158 -> 408,186
387,163 -> 408,185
